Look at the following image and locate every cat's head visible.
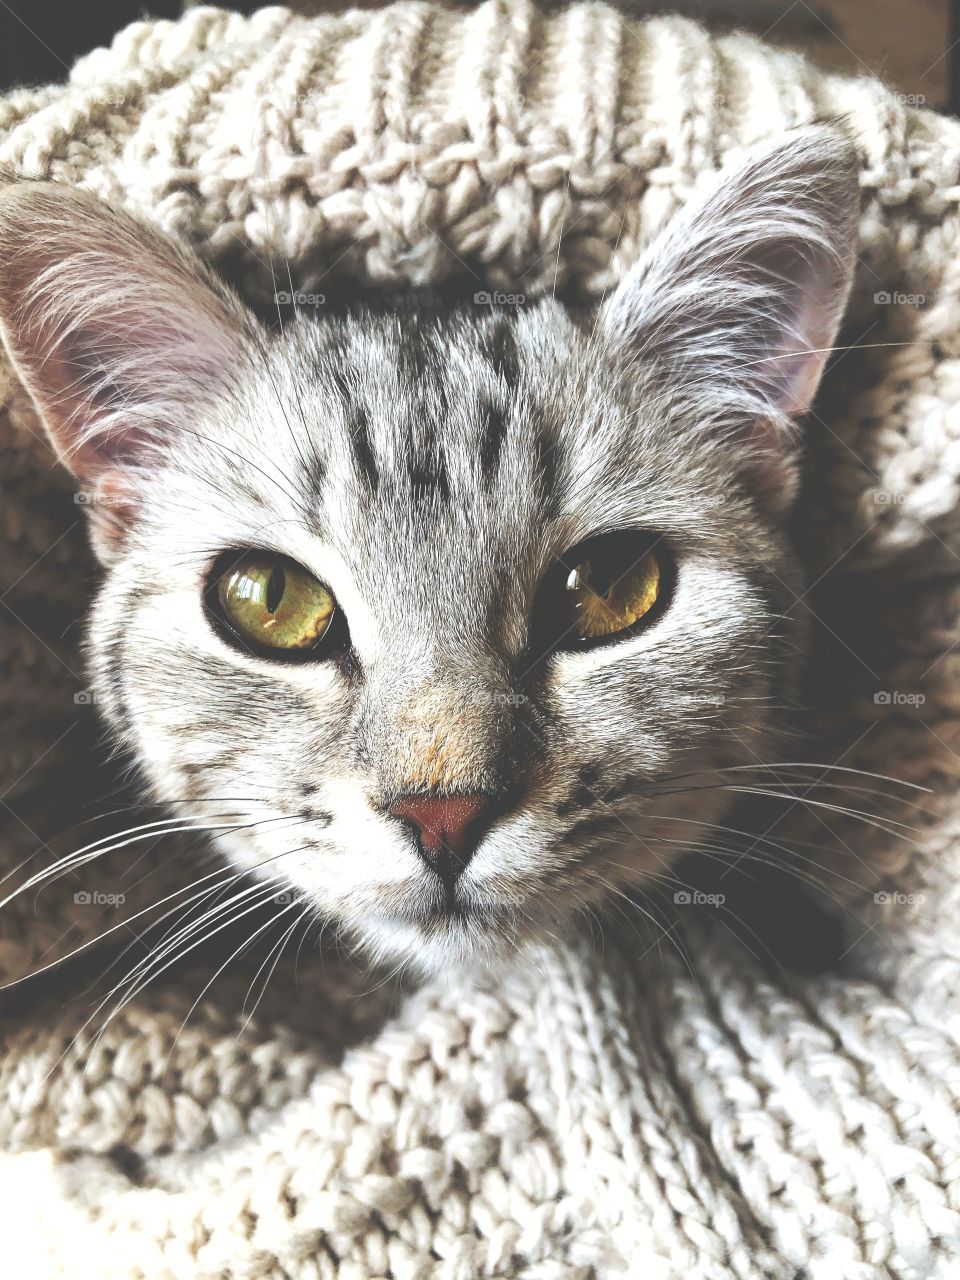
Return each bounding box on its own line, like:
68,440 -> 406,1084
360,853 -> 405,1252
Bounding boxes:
0,128 -> 858,970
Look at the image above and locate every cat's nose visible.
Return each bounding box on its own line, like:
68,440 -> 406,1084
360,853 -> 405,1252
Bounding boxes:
388,792 -> 495,884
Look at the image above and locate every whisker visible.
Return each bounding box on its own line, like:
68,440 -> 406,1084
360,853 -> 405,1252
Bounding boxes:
237,906 -> 309,1038
0,837 -> 312,992
164,895 -> 306,1072
87,871 -> 303,1052
0,815 -> 278,904
32,871 -> 293,1086
722,786 -> 921,836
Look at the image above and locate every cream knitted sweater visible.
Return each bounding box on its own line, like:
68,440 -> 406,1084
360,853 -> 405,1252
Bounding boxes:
1,4 -> 959,1277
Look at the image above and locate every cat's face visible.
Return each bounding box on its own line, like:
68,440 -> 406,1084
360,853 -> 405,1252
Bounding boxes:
83,303 -> 803,969
0,128 -> 858,970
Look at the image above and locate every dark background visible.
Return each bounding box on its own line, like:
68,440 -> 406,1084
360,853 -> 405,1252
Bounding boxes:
1,0 -> 959,113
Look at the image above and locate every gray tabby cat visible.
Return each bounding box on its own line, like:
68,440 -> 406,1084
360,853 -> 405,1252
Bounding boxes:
0,127 -> 857,971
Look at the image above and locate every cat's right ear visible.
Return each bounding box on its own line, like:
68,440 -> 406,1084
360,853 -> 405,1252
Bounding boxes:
0,183 -> 261,562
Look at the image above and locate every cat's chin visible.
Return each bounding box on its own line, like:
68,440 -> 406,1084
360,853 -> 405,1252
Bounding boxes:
354,899 -> 527,974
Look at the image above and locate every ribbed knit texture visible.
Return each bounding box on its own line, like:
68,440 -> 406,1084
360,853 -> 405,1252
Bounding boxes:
1,3 -> 959,1276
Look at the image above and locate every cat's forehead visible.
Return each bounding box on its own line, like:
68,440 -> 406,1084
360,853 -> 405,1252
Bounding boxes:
275,302 -> 588,537
213,297 -> 742,603
295,298 -> 588,456
266,299 -> 683,533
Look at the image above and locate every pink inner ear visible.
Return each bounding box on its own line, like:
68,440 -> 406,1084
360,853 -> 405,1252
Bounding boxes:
0,183 -> 257,494
762,265 -> 843,420
781,356 -> 826,420
600,131 -> 857,483
10,315 -> 160,481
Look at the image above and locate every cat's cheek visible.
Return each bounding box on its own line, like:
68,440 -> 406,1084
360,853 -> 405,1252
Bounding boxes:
249,776 -> 420,903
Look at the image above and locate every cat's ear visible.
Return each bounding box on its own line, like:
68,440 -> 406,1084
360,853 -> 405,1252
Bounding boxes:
601,126 -> 859,510
0,183 -> 261,561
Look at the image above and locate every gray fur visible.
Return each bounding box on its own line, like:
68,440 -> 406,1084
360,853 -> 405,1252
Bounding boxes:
0,127 -> 859,970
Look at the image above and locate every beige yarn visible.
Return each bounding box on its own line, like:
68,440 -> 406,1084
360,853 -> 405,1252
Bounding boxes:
1,3 -> 960,1276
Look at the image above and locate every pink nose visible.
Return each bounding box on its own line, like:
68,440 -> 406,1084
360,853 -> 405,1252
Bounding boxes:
388,792 -> 494,881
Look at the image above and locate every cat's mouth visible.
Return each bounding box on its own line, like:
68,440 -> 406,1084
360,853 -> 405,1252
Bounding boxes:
380,888 -> 510,934
363,883 -> 548,968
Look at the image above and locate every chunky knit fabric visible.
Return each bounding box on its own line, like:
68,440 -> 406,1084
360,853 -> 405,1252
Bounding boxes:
1,3 -> 960,1276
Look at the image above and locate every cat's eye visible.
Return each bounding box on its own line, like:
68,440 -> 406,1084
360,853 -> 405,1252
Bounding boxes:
540,532 -> 668,650
207,551 -> 343,659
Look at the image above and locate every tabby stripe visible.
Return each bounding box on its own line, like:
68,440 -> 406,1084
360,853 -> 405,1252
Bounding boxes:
483,317 -> 519,386
535,421 -> 560,517
479,397 -> 509,478
409,458 -> 450,501
349,401 -> 380,491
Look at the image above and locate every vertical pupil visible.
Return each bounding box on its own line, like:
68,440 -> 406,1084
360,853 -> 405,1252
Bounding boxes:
265,566 -> 285,613
584,558 -> 613,597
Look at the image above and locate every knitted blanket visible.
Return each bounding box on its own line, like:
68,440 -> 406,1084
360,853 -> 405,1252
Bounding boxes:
1,3 -> 959,1276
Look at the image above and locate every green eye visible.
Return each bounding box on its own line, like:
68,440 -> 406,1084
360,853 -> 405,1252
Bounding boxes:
555,534 -> 664,645
215,552 -> 337,653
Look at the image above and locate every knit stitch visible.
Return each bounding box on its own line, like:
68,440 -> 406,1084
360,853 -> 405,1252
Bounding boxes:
0,3 -> 959,1276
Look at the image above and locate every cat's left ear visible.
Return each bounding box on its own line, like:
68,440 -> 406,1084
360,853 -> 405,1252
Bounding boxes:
601,126 -> 859,511
0,182 -> 261,562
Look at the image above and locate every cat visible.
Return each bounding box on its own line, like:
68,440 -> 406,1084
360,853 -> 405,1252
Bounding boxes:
0,126 -> 858,972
